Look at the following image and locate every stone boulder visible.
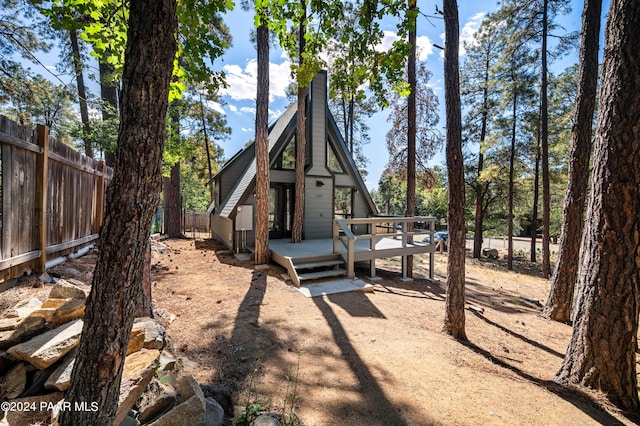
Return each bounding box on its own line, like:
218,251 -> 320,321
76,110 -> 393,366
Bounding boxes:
49,279 -> 87,300
3,298 -> 43,319
133,317 -> 166,350
0,317 -> 47,350
7,319 -> 83,369
0,391 -> 63,426
114,349 -> 161,426
136,378 -> 177,423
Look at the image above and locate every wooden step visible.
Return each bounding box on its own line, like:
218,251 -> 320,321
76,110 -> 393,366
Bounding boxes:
294,259 -> 345,270
298,268 -> 347,281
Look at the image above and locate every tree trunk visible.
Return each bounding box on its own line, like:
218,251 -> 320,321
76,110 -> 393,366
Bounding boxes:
69,28 -> 92,158
99,61 -> 118,167
199,91 -> 214,202
507,91 -> 517,271
554,0 -> 640,411
59,0 -> 176,424
542,0 -> 601,322
442,0 -> 466,341
530,140 -> 540,263
136,239 -> 153,318
254,23 -> 270,264
405,0 -> 417,278
164,161 -> 182,238
472,54 -> 491,259
291,1 -> 307,244
540,0 -> 551,278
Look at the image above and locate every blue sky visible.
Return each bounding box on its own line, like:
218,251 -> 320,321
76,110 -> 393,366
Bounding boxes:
210,1 -> 587,191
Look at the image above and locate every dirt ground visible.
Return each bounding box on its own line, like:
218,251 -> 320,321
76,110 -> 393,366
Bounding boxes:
3,237 -> 639,425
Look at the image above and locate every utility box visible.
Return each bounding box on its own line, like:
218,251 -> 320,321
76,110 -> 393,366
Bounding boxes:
236,205 -> 253,231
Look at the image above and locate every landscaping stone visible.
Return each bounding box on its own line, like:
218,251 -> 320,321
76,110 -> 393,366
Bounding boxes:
7,319 -> 83,369
114,349 -> 161,426
49,279 -> 87,300
201,384 -> 234,418
0,317 -> 47,350
145,376 -> 207,426
0,318 -> 22,332
0,363 -> 27,399
30,299 -> 85,325
133,317 -> 166,350
44,348 -> 77,391
252,413 -> 282,426
127,326 -> 146,356
136,378 -> 177,424
0,351 -> 14,374
39,272 -> 53,284
204,397 -> 224,426
158,351 -> 176,372
21,363 -> 57,397
3,298 -> 42,319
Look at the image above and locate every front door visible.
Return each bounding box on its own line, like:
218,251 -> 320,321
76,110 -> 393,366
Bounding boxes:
269,184 -> 294,239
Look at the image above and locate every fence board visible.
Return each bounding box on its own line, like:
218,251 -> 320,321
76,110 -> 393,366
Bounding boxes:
0,116 -> 113,283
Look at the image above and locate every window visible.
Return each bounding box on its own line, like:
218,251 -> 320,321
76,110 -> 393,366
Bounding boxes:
327,141 -> 345,174
334,187 -> 353,219
274,135 -> 296,170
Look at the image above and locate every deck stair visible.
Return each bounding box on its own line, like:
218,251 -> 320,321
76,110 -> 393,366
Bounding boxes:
289,254 -> 347,286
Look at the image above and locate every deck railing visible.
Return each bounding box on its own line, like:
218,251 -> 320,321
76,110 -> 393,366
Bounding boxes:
332,216 -> 438,279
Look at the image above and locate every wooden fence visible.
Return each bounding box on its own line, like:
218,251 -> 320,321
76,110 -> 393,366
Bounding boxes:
0,116 -> 113,283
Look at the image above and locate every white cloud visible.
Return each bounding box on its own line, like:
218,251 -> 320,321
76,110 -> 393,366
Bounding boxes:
220,59 -> 292,102
375,30 -> 435,62
240,106 -> 256,115
228,104 -> 238,112
241,127 -> 253,133
438,12 -> 486,58
207,100 -> 225,115
460,12 -> 486,54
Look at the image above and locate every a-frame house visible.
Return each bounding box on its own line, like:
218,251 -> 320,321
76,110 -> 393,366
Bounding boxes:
208,71 -> 377,252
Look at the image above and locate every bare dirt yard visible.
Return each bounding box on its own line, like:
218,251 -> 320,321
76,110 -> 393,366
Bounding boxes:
3,237 -> 639,425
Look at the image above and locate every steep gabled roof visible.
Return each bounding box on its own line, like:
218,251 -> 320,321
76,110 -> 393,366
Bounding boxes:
208,103 -> 297,216
327,110 -> 378,215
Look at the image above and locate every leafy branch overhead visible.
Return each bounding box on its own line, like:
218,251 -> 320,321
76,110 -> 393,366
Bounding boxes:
37,0 -> 233,98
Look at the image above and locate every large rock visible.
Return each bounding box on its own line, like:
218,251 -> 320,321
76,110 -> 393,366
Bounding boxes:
114,349 -> 161,426
0,317 -> 47,350
44,348 -> 77,391
0,351 -> 14,374
49,279 -> 87,300
127,327 -> 146,356
201,384 -> 233,418
0,363 -> 27,399
21,363 -> 57,397
205,397 -> 224,426
147,376 -> 206,426
133,317 -> 166,350
0,391 -> 63,426
136,378 -> 177,423
3,298 -> 42,319
0,318 -> 22,332
30,299 -> 85,326
7,319 -> 83,369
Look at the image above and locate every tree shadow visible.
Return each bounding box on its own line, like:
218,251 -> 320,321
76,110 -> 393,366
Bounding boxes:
470,311 -> 565,358
465,279 -> 544,315
326,291 -> 386,318
312,295 -> 427,425
365,268 -> 446,302
461,339 -> 640,425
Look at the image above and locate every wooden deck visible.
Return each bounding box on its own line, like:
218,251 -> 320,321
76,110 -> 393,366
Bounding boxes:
269,227 -> 437,285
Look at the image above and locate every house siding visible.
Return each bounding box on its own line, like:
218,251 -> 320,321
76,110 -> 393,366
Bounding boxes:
307,72 -> 331,177
304,176 -> 333,239
212,215 -> 234,249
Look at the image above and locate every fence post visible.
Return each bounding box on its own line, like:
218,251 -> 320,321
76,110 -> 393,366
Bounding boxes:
35,125 -> 49,273
96,160 -> 105,233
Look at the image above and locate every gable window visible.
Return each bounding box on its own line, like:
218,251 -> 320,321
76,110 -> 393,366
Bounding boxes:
327,140 -> 346,174
274,135 -> 296,170
334,187 -> 353,219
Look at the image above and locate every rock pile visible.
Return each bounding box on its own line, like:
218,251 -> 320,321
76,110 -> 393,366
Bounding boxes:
0,278 -> 232,426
